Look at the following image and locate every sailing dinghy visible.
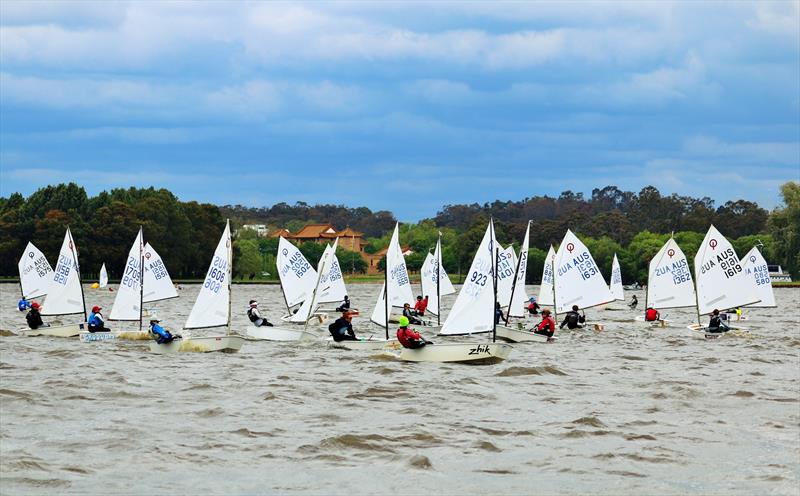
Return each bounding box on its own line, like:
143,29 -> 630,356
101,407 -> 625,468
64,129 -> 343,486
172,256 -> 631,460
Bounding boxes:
419,234 -> 456,323
687,225 -> 759,339
150,221 -> 245,353
399,220 -> 512,363
19,228 -> 87,337
276,237 -> 328,324
17,241 -> 53,306
98,263 -> 109,289
609,253 -> 625,303
726,246 -> 776,321
634,237 -> 694,328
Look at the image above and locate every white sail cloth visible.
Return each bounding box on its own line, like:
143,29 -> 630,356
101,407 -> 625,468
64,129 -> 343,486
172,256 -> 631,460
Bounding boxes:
740,246 -> 776,308
277,237 -> 318,308
41,228 -> 84,316
537,245 -> 556,306
646,238 -> 696,309
318,243 -> 347,304
142,242 -> 178,303
18,242 -> 53,299
99,263 -> 108,288
694,225 -> 759,315
371,223 -> 415,325
609,253 -> 625,301
109,229 -> 144,321
507,222 -> 531,317
185,221 -> 231,329
553,230 -> 613,313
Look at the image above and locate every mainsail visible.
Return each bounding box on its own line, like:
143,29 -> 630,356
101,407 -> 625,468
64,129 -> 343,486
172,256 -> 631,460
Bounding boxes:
18,242 -> 53,299
184,221 -> 231,329
609,253 -> 625,301
496,245 -> 516,309
99,263 -> 108,288
370,223 -> 415,325
440,221 -> 496,336
317,243 -> 347,304
109,228 -> 144,321
646,237 -> 696,309
694,225 -> 759,315
277,237 -> 318,308
142,242 -> 178,303
537,245 -> 556,306
41,228 -> 85,316
740,246 -> 776,308
553,230 -> 614,313
420,235 -> 455,316
507,221 -> 531,318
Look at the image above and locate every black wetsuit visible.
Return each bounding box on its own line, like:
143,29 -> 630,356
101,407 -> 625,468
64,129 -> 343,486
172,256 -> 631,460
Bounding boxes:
26,309 -> 44,329
707,315 -> 730,333
560,311 -> 585,330
329,318 -> 357,342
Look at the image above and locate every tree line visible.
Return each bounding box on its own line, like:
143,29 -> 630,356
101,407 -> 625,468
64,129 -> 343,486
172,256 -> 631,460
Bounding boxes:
1,182 -> 797,284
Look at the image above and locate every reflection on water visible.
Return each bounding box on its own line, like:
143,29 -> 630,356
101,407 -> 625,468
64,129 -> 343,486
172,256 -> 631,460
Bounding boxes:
1,283 -> 798,494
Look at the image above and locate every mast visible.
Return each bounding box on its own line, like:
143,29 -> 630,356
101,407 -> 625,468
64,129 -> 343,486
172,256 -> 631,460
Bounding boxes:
68,227 -> 88,323
491,220 -> 498,343
384,252 -> 389,340
138,227 -> 144,333
552,245 -> 558,325
436,234 -> 441,327
227,219 -> 233,335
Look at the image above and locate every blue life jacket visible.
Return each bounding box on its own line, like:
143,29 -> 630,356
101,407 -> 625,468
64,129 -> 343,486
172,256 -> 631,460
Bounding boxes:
150,323 -> 172,343
88,312 -> 102,327
18,299 -> 30,311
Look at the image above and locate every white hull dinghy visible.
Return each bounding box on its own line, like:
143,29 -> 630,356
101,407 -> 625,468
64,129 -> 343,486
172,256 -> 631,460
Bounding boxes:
398,342 -> 512,363
279,312 -> 328,325
327,337 -> 400,350
686,323 -> 749,339
633,315 -> 670,328
495,324 -> 551,343
19,322 -> 86,338
246,325 -> 318,342
79,330 -> 116,342
149,335 -> 246,354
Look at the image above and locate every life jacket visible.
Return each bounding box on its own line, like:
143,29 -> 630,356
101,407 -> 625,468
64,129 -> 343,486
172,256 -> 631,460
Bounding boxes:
247,308 -> 259,323
565,311 -> 581,328
26,310 -> 40,329
396,327 -> 421,348
18,300 -> 28,311
537,316 -> 555,332
645,308 -> 658,321
88,312 -> 102,327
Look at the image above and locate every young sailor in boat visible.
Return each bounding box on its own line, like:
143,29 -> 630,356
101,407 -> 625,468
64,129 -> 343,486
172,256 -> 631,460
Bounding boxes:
495,301 -> 505,325
413,295 -> 428,316
25,302 -> 48,329
707,309 -> 730,334
335,295 -> 351,312
88,305 -> 111,333
247,300 -> 273,327
628,295 -> 638,310
526,297 -> 540,316
560,305 -> 586,330
328,310 -> 358,342
402,303 -> 422,325
644,307 -> 660,322
532,309 -> 556,341
397,316 -> 431,349
17,298 -> 31,312
149,318 -> 179,344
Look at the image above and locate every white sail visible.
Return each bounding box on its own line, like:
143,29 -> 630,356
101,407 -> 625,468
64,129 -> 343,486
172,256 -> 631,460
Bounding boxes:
553,230 -> 614,314
41,228 -> 85,316
740,246 -> 776,308
109,229 -> 143,321
277,237 -> 318,308
420,236 -> 455,316
496,245 -> 516,309
646,238 -> 696,309
370,282 -> 389,326
142,243 -> 179,303
694,225 -> 759,315
185,221 -> 231,329
18,242 -> 53,299
508,222 -> 531,317
370,223 -> 414,325
609,253 -> 625,301
440,221 -> 496,336
99,263 -> 108,288
290,239 -> 339,322
537,245 -> 556,306
317,243 -> 347,304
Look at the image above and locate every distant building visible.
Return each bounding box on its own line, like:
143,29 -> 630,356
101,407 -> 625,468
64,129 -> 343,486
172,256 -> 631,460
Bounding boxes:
240,224 -> 268,237
768,264 -> 793,282
364,245 -> 413,275
271,223 -> 369,254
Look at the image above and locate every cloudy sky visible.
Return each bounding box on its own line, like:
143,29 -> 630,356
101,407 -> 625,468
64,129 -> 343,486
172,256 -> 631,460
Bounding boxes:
1,1 -> 798,220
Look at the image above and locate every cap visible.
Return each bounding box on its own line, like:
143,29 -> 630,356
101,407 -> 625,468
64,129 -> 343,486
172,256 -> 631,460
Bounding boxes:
249,300 -> 258,306
399,316 -> 409,327
92,305 -> 101,313
31,302 -> 40,309
150,318 -> 161,323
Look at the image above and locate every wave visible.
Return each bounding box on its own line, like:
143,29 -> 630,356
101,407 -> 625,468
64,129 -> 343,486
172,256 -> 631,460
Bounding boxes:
496,366 -> 567,377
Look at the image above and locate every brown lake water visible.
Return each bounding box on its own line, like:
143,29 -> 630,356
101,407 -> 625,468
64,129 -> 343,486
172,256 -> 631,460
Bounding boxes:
1,283 -> 798,495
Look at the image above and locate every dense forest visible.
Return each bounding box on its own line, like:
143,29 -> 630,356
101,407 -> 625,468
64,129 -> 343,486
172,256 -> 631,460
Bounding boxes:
0,182 -> 797,285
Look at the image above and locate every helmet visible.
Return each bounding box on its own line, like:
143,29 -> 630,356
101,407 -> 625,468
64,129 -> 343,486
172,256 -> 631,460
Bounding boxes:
31,302 -> 40,309
399,316 -> 409,327
92,305 -> 101,313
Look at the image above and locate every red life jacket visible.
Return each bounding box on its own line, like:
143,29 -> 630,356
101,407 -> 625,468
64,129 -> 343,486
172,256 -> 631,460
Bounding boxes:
397,327 -> 421,348
645,308 -> 658,321
414,298 -> 428,315
536,316 -> 555,332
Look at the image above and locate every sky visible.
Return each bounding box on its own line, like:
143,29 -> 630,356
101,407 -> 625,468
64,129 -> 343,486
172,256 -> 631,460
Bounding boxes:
1,1 -> 798,221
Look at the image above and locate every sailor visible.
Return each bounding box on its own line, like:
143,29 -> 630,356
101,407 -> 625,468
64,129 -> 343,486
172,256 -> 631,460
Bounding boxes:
629,294 -> 638,310
87,305 -> 111,333
247,300 -> 273,327
402,303 -> 422,325
494,301 -> 505,325
17,298 -> 31,312
644,307 -> 660,322
328,311 -> 358,342
413,295 -> 428,316
149,318 -> 179,344
25,302 -> 47,329
526,297 -> 540,315
396,316 -> 431,349
532,309 -> 556,341
707,309 -> 730,334
335,295 -> 351,313
559,305 -> 586,330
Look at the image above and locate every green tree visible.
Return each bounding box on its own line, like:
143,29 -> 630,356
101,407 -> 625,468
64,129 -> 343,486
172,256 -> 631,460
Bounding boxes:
234,239 -> 262,279
769,181 -> 800,277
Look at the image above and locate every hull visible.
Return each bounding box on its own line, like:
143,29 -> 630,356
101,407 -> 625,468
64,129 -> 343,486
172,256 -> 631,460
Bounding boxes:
148,335 -> 245,354
633,316 -> 670,328
398,342 -> 512,363
327,338 -> 400,350
19,322 -> 86,338
495,325 -> 551,343
79,331 -> 116,343
279,312 -> 329,325
79,330 -> 152,342
686,323 -> 749,340
246,326 -> 318,342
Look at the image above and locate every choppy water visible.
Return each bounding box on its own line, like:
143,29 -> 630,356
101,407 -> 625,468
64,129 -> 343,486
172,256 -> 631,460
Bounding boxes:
1,282 -> 798,495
